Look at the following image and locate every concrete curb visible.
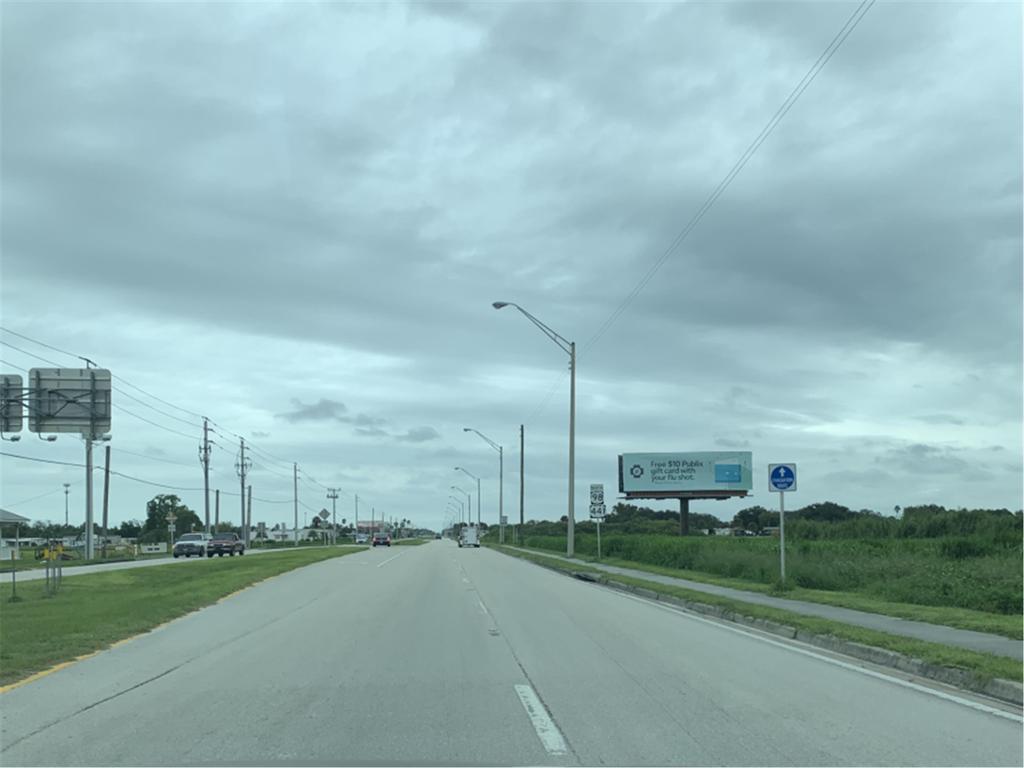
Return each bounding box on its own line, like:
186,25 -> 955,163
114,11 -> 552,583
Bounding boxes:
527,557 -> 1023,707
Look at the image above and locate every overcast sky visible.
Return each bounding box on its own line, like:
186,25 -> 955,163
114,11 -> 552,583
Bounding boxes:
1,1 -> 1021,534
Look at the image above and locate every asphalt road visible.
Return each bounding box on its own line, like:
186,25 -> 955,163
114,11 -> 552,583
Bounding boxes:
2,541 -> 1021,766
505,547 -> 1024,660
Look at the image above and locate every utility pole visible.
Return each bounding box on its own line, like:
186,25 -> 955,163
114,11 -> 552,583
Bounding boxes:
200,417 -> 212,533
327,489 -> 339,546
354,494 -> 359,539
499,444 -> 504,545
519,424 -> 525,545
215,488 -> 220,530
101,445 -> 111,557
236,439 -> 251,545
247,485 -> 253,545
293,463 -> 299,546
63,483 -> 70,527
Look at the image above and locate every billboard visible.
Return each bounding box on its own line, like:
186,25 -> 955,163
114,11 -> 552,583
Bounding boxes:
28,368 -> 112,434
618,452 -> 753,495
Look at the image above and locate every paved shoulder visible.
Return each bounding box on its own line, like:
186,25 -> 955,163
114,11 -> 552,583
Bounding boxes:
504,547 -> 1023,660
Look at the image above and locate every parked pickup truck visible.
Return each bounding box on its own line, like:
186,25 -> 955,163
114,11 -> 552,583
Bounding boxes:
207,532 -> 245,557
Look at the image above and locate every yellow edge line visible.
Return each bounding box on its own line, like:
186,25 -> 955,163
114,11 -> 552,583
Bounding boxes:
0,549 -> 347,694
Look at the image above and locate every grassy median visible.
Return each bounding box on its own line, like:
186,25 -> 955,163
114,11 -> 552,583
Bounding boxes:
0,547 -> 361,687
492,545 -> 1023,685
392,538 -> 429,546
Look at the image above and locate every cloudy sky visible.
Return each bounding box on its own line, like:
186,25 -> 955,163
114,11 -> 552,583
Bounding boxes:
1,1 -> 1021,534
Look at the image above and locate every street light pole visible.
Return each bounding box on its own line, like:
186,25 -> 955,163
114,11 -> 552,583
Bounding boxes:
492,302 -> 576,557
63,483 -> 70,527
454,467 -> 482,529
451,486 -> 471,526
463,428 -> 504,543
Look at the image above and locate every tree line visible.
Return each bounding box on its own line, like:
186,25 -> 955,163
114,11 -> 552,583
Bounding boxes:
523,501 -> 1022,542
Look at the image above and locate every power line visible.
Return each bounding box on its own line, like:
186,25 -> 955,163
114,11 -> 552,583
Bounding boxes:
0,327 -> 80,361
112,447 -> 197,469
0,340 -> 63,368
581,0 -> 876,355
0,359 -> 28,373
112,404 -> 198,441
2,483 -> 79,508
0,450 -> 205,491
111,386 -> 202,429
111,374 -> 206,421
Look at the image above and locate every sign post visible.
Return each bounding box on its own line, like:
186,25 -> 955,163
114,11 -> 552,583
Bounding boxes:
589,484 -> 606,560
167,512 -> 177,554
768,464 -> 796,585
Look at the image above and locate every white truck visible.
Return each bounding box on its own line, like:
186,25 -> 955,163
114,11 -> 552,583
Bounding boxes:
459,525 -> 480,548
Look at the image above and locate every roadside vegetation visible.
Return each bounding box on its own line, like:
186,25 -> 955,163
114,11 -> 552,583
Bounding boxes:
489,503 -> 1022,635
0,547 -> 361,687
491,545 -> 1023,685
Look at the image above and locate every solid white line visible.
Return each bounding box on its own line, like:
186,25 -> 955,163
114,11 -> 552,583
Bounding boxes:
375,552 -> 404,568
514,684 -> 568,755
477,598 -> 490,617
613,590 -> 1024,724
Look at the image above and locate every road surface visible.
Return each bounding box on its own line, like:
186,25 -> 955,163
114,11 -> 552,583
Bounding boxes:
1,541 -> 1021,766
504,546 -> 1024,660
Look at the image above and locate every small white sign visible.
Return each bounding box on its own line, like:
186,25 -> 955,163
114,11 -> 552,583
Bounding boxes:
769,464 -> 797,493
590,484 -> 604,504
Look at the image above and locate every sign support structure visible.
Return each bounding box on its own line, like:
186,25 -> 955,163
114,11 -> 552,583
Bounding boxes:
589,483 -> 606,560
768,464 -> 797,586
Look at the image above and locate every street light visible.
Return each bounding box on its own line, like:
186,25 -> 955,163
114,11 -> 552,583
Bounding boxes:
448,496 -> 464,524
454,467 -> 481,528
450,485 -> 471,527
63,483 -> 70,527
492,301 -> 576,557
464,427 -> 504,544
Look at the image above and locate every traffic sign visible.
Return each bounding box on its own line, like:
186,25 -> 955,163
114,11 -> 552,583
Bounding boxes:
319,509 -> 330,521
769,464 -> 796,493
590,484 -> 604,505
589,503 -> 606,520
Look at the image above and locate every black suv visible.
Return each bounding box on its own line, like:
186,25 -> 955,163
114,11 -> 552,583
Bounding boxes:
207,532 -> 245,557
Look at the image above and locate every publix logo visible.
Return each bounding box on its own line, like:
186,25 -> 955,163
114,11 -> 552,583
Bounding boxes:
629,464 -> 644,479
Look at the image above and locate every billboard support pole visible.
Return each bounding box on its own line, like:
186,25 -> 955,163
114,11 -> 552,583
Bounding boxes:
679,497 -> 689,536
85,434 -> 94,560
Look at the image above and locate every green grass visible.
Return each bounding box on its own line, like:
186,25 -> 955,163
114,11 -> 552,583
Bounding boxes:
554,553 -> 1024,640
491,545 -> 1024,685
392,538 -> 428,546
518,533 -> 1023,616
0,547 -> 361,686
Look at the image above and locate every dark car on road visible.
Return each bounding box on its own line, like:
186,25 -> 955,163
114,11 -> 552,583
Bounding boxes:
372,532 -> 391,547
207,532 -> 245,557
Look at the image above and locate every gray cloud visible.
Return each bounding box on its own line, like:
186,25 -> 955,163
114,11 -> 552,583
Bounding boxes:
1,2 -> 1020,529
913,414 -> 966,426
396,427 -> 441,443
275,398 -> 348,423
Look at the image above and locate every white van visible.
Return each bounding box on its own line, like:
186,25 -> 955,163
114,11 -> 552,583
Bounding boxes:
459,526 -> 480,548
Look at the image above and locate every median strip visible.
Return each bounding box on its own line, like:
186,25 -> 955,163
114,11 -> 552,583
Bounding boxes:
0,547 -> 362,689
